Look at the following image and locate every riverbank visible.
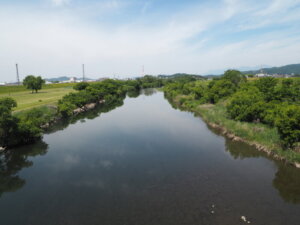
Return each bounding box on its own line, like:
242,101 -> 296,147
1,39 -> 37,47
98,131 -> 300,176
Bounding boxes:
167,94 -> 300,168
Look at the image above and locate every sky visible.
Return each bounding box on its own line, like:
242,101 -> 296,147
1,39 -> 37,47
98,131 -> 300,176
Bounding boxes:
1,0 -> 300,82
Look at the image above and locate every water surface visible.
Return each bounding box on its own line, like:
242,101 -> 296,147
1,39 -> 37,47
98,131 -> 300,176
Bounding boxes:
1,90 -> 300,225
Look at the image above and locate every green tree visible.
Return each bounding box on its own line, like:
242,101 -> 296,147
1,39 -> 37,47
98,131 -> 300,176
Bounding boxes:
23,75 -> 45,93
223,70 -> 246,87
227,87 -> 265,122
275,105 -> 300,148
73,82 -> 90,91
0,98 -> 19,147
255,77 -> 278,102
208,79 -> 236,103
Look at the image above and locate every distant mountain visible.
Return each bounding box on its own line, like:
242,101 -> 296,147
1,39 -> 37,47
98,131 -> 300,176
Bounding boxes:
243,63 -> 300,75
158,73 -> 205,80
45,76 -> 94,82
45,76 -> 71,82
203,74 -> 222,79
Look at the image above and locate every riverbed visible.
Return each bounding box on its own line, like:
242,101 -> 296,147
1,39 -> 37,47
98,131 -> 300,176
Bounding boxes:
0,90 -> 299,225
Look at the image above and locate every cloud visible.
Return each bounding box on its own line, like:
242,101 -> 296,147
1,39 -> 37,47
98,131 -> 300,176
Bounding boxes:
51,0 -> 71,7
0,0 -> 300,82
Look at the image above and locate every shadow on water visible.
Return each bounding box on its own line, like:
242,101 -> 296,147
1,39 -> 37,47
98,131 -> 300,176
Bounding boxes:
165,95 -> 300,205
273,163 -> 300,204
210,121 -> 300,204
45,89 -> 156,135
0,141 -> 48,197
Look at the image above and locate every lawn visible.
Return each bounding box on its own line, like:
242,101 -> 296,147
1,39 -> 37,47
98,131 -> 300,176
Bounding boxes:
0,86 -> 75,111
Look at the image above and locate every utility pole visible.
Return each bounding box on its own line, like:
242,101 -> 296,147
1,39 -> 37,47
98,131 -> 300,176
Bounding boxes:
142,65 -> 145,76
16,63 -> 20,85
82,64 -> 85,82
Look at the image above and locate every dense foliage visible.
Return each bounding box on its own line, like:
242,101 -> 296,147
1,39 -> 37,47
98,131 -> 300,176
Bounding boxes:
23,75 -> 45,93
0,98 -> 42,148
0,76 -> 164,148
73,82 -> 90,91
164,71 -> 300,149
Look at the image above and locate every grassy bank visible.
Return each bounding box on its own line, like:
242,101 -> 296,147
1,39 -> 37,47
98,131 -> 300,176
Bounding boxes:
0,83 -> 74,94
169,95 -> 300,165
0,86 -> 75,111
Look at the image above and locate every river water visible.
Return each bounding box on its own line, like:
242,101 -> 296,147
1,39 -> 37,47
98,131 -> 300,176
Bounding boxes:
0,90 -> 300,225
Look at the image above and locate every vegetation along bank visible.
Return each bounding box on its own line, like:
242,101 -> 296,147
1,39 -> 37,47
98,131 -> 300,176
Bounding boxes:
1,72 -> 300,168
163,70 -> 300,168
0,76 -> 163,149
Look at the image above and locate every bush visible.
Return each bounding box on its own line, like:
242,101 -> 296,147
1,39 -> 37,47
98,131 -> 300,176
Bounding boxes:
0,97 -> 42,147
16,106 -> 56,128
255,77 -> 278,102
227,87 -> 265,122
58,101 -> 76,118
208,79 -> 236,103
73,82 -> 90,91
275,105 -> 300,148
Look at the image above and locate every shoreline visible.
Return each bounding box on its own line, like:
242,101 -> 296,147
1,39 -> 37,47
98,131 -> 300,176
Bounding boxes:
167,95 -> 300,169
0,100 -> 108,150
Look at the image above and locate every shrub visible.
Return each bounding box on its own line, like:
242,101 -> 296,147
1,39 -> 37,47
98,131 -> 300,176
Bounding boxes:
275,105 -> 300,148
73,82 -> 90,91
227,87 -> 265,122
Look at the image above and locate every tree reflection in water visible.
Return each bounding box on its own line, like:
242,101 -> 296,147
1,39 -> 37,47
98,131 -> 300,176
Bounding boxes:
224,137 -> 300,204
273,164 -> 300,204
0,96 -> 129,198
0,141 -> 48,198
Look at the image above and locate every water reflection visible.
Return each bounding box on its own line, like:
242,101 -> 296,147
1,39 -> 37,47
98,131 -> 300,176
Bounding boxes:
141,88 -> 157,96
127,90 -> 140,98
273,163 -> 300,204
165,95 -> 300,205
45,88 -> 156,135
225,138 -> 266,159
0,141 -> 48,197
0,90 -> 300,225
45,98 -> 125,134
220,130 -> 300,204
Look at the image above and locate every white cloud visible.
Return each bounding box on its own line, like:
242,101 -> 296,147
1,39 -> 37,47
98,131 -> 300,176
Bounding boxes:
51,0 -> 71,7
0,0 -> 300,82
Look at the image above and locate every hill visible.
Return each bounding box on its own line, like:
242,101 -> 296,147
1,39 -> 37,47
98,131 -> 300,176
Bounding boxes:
244,63 -> 300,75
158,73 -> 205,80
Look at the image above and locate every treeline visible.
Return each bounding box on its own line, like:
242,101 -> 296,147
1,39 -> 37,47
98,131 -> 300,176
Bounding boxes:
164,70 -> 300,149
0,77 -> 163,149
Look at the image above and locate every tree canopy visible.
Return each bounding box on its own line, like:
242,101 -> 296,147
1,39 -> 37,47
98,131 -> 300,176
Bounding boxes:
23,75 -> 45,93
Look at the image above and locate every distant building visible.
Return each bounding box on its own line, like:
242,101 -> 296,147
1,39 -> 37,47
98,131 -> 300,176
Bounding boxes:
272,74 -> 291,78
256,73 -> 269,78
69,77 -> 77,83
96,77 -> 109,82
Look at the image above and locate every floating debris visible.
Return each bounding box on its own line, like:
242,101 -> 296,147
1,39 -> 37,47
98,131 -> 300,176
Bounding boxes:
241,216 -> 251,223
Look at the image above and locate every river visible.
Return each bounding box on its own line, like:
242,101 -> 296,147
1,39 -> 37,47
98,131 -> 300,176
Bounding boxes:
0,89 -> 299,225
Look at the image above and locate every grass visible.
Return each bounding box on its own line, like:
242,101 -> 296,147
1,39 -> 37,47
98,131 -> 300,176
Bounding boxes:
0,86 -> 75,111
0,83 -> 74,94
170,95 -> 300,164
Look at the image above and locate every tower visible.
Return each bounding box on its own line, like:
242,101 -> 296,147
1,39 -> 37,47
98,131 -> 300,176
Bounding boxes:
16,64 -> 20,85
82,64 -> 85,82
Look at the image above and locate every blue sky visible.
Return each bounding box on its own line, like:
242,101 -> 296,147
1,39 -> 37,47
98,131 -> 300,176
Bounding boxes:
1,0 -> 300,81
